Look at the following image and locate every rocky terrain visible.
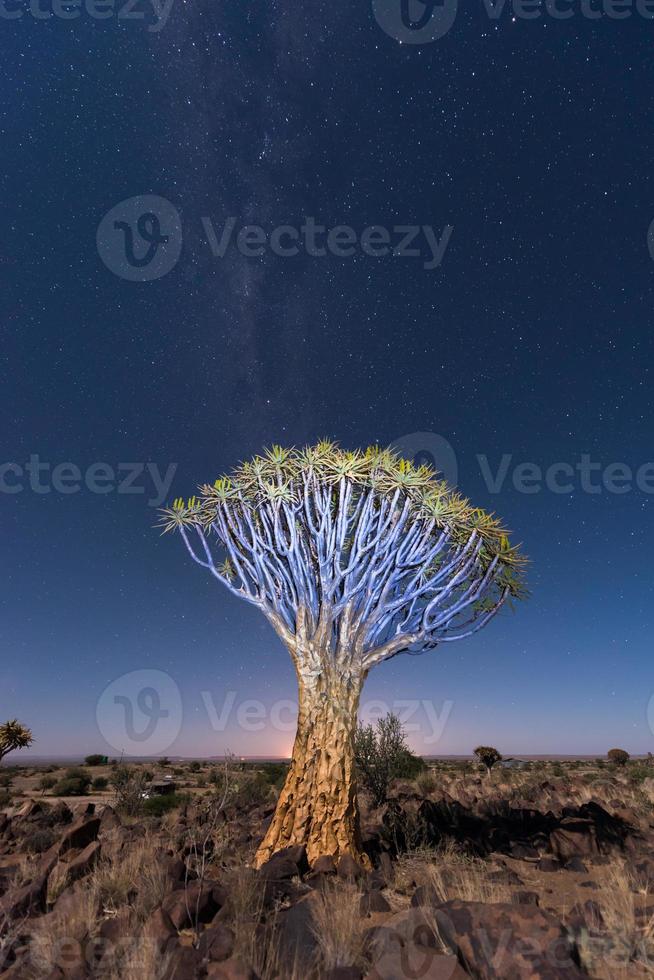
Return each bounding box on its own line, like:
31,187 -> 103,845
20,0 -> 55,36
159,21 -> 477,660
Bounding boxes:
1,761 -> 654,979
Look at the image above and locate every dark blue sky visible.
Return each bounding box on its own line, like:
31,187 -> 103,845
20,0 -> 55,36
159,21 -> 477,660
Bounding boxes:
1,1 -> 653,757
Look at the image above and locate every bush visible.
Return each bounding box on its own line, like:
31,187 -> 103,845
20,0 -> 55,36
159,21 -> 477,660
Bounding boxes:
92,776 -> 109,790
415,770 -> 438,795
628,765 -> 650,786
259,763 -> 290,790
142,792 -> 190,817
84,754 -> 107,767
53,767 -> 91,796
0,789 -> 10,807
607,748 -> 630,766
354,713 -> 419,807
189,761 -> 201,773
38,775 -> 57,793
111,766 -> 148,816
234,772 -> 272,809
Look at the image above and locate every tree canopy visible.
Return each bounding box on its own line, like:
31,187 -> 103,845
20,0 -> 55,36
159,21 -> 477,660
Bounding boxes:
160,441 -> 527,666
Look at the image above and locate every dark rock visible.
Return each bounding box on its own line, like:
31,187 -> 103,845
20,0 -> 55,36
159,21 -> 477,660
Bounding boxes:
434,900 -> 586,979
276,892 -> 319,967
337,854 -> 367,881
366,948 -> 467,979
162,880 -> 223,930
53,881 -> 102,939
324,968 -> 363,980
205,958 -> 259,979
360,891 -> 391,915
510,842 -> 540,860
98,807 -> 121,832
58,817 -> 100,855
98,907 -> 132,946
198,923 -> 235,963
411,884 -> 441,908
312,855 -> 337,875
536,856 -> 561,872
565,856 -> 588,873
0,873 -> 48,919
142,906 -> 178,952
165,943 -> 203,980
512,891 -> 540,906
566,899 -> 604,934
66,840 -> 101,882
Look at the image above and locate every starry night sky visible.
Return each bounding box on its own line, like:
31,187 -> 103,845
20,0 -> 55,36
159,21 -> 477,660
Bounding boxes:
2,2 -> 653,759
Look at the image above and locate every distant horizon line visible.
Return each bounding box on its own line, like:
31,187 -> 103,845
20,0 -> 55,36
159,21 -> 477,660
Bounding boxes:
3,752 -> 652,764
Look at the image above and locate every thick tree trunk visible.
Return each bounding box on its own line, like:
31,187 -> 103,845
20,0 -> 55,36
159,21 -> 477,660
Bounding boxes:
254,664 -> 366,868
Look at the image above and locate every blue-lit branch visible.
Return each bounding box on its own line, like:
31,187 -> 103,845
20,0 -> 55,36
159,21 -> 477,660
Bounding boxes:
179,472 -> 509,670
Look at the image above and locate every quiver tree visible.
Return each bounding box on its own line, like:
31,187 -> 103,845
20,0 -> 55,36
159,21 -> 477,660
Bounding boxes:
160,442 -> 526,866
474,745 -> 502,776
607,748 -> 630,767
0,720 -> 33,763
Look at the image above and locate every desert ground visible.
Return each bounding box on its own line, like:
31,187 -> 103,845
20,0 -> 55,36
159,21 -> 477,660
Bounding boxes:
2,757 -> 654,979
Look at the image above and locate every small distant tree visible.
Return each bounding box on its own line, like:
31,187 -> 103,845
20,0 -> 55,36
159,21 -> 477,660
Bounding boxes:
84,754 -> 107,767
474,745 -> 502,776
0,721 -> 33,763
354,713 -> 423,806
608,748 -> 630,767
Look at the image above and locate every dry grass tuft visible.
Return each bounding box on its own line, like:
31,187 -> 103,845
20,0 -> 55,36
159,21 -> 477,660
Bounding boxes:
91,835 -> 168,921
394,841 -> 513,905
309,879 -> 365,972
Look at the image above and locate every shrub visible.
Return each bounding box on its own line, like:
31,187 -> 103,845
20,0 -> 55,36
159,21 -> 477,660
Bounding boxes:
608,748 -> 630,767
53,767 -> 91,796
189,761 -> 201,773
0,789 -> 10,807
142,792 -> 190,817
473,746 -> 502,775
234,772 -> 272,809
259,763 -> 290,790
415,769 -> 438,795
38,775 -> 57,793
92,776 -> 109,790
84,755 -> 107,767
354,713 -> 418,807
628,765 -> 650,786
111,766 -> 148,816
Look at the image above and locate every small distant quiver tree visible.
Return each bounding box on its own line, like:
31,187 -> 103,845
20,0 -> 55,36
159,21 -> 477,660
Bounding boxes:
607,748 -> 630,767
161,442 -> 526,866
0,720 -> 33,763
474,745 -> 503,776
